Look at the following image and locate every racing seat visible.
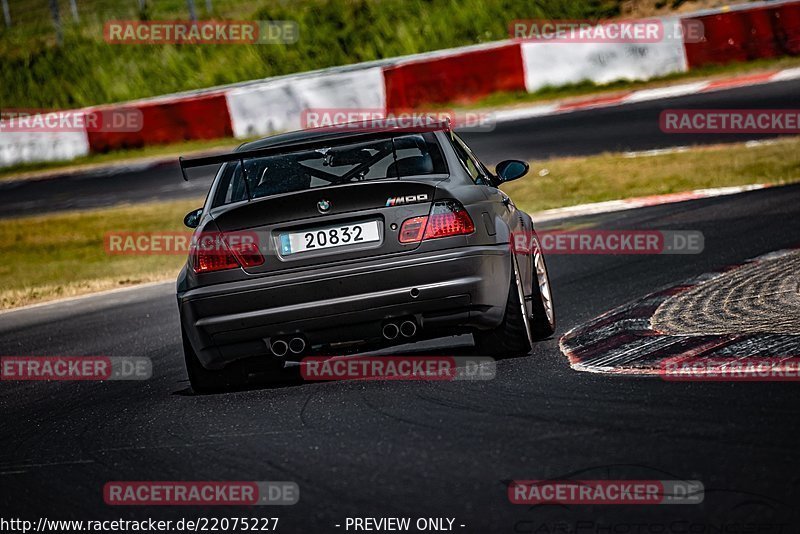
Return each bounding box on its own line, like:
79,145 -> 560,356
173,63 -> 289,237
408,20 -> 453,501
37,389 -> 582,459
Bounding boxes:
251,159 -> 311,198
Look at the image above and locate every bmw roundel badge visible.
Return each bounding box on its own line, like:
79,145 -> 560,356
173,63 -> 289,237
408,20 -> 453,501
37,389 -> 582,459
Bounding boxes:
317,199 -> 332,213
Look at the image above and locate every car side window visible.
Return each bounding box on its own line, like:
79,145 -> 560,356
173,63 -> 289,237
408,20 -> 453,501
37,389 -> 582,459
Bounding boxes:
213,161 -> 248,207
450,132 -> 490,185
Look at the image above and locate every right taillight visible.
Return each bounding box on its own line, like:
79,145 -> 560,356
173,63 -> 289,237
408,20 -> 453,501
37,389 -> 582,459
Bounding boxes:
398,200 -> 474,244
191,231 -> 264,273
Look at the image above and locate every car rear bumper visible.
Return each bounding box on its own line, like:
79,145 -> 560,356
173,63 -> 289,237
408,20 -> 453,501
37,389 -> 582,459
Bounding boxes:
178,245 -> 511,369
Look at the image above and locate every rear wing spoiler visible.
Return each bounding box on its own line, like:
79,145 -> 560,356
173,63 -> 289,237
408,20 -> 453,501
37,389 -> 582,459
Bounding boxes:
178,119 -> 451,181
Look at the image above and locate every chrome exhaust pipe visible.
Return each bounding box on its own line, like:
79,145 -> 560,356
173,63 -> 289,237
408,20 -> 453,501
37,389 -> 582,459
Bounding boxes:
288,337 -> 306,354
270,339 -> 289,358
382,322 -> 399,340
400,320 -> 417,338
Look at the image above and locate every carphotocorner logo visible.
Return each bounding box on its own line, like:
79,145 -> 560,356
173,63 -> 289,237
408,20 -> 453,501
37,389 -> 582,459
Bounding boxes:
103,481 -> 299,505
508,480 -> 704,505
104,21 -> 298,44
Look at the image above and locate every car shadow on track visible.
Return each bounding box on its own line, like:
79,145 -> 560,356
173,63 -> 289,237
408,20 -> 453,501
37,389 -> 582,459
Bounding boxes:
170,334 -> 511,396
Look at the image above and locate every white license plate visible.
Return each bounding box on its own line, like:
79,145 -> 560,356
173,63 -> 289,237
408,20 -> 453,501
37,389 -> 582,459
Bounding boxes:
279,221 -> 380,255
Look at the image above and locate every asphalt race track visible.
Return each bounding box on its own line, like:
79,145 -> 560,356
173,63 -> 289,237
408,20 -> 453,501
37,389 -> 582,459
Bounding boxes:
1,78 -> 798,218
2,183 -> 799,531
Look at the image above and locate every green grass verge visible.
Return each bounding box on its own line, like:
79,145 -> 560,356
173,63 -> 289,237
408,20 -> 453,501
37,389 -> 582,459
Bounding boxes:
501,137 -> 800,213
0,198 -> 200,309
2,136 -> 798,310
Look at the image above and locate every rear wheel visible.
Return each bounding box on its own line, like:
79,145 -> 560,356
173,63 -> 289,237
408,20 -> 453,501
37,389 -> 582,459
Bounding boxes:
182,327 -> 249,393
473,255 -> 533,358
529,234 -> 556,339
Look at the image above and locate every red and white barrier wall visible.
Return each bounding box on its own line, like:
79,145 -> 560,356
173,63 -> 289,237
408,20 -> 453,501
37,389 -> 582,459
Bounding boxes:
225,67 -> 386,138
684,1 -> 800,66
86,93 -> 233,153
1,0 -> 798,168
383,42 -> 525,108
0,131 -> 90,167
521,17 -> 689,92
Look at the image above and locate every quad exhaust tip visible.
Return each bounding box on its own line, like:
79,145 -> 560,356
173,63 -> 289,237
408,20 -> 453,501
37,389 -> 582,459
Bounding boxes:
288,337 -> 306,354
270,339 -> 289,358
400,320 -> 417,338
382,323 -> 400,340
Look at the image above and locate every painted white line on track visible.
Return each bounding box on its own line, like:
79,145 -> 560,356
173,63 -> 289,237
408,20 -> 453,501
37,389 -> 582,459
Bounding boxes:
622,146 -> 689,158
623,82 -> 709,103
744,139 -> 781,148
533,183 -> 770,223
492,68 -> 800,127
492,104 -> 560,123
770,67 -> 800,82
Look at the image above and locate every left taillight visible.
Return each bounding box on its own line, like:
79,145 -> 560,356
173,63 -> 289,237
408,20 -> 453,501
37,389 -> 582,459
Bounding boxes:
398,200 -> 475,244
190,232 -> 265,273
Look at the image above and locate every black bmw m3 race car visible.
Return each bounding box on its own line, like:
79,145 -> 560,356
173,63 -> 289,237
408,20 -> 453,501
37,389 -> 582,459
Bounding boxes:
177,120 -> 554,392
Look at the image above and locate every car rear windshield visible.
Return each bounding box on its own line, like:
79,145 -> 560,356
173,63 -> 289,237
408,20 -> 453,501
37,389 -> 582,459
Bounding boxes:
211,133 -> 447,207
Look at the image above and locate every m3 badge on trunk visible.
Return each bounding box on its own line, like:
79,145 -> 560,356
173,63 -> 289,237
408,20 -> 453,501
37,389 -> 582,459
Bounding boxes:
386,194 -> 429,207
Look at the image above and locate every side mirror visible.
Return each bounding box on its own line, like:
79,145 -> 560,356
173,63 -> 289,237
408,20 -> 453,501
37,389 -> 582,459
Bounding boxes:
495,160 -> 529,183
183,208 -> 203,229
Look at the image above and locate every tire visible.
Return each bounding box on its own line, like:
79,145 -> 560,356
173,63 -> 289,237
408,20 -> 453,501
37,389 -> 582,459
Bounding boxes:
529,233 -> 556,340
473,255 -> 533,358
182,327 -> 248,393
